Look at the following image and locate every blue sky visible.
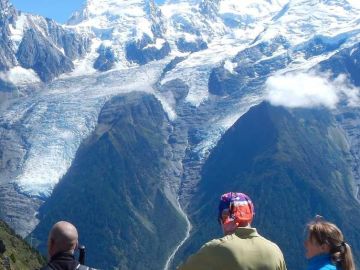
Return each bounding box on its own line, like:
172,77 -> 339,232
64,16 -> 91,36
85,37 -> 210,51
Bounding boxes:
10,0 -> 167,24
10,0 -> 85,23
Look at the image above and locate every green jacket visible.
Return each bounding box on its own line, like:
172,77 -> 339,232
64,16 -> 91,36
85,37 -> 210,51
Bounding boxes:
178,227 -> 287,270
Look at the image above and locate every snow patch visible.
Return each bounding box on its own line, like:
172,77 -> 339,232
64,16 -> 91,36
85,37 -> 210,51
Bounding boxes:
223,60 -> 237,74
144,38 -> 166,50
9,13 -> 27,51
160,2 -> 193,18
154,94 -> 177,121
347,0 -> 360,9
350,47 -> 358,56
182,33 -> 197,42
61,38 -> 101,78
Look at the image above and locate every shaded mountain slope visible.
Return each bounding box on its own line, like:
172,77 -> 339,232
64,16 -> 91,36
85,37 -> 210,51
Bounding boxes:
173,102 -> 360,270
317,41 -> 360,199
0,220 -> 44,269
31,92 -> 187,270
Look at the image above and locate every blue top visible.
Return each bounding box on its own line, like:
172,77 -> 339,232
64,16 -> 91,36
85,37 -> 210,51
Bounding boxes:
307,254 -> 338,270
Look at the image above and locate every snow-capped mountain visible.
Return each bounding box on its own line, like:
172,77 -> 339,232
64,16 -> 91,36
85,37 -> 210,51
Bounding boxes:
0,0 -> 89,85
0,0 -> 360,269
67,0 -> 170,69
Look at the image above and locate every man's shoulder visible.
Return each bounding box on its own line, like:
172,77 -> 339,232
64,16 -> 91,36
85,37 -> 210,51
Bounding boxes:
39,265 -> 52,270
257,234 -> 283,249
77,264 -> 98,270
200,234 -> 240,250
254,233 -> 285,258
39,263 -> 97,270
318,263 -> 337,270
202,235 -> 232,247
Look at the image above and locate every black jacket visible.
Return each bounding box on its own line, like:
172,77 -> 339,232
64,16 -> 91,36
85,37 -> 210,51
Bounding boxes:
40,252 -> 95,270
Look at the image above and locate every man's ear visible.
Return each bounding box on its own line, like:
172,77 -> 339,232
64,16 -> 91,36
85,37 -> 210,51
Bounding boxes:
50,238 -> 55,247
48,238 -> 56,257
71,240 -> 79,253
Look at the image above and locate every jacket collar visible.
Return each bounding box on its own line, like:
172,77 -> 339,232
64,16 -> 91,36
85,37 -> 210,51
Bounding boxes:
234,227 -> 259,238
307,253 -> 335,270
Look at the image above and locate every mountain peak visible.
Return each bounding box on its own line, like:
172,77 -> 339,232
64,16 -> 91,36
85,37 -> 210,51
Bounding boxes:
68,0 -> 164,41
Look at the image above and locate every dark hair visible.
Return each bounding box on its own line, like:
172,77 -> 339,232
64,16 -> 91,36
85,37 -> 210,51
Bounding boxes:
307,217 -> 355,270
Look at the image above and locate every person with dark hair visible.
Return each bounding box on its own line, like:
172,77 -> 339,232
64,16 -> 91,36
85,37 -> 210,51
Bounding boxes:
177,192 -> 287,270
40,221 -> 96,270
305,216 -> 356,270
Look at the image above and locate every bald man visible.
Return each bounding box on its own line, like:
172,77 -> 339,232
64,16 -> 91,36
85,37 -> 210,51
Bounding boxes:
40,221 -> 96,270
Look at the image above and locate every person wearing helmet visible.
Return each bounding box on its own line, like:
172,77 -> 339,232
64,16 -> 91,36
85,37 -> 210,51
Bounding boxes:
177,192 -> 287,270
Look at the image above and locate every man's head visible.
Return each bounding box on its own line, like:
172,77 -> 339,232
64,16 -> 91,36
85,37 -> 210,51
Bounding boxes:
47,221 -> 79,258
218,192 -> 255,235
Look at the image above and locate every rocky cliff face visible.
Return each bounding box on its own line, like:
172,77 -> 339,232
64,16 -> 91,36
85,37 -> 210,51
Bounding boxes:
0,0 -> 90,83
44,18 -> 90,60
208,36 -> 291,96
16,29 -> 75,82
0,0 -> 17,71
14,17 -> 90,82
125,34 -> 171,65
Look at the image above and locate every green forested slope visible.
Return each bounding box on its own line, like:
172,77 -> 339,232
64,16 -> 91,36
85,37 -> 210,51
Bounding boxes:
175,102 -> 360,270
0,220 -> 44,269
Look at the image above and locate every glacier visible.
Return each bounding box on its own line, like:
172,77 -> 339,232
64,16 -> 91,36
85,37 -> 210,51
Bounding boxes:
1,61 -> 168,197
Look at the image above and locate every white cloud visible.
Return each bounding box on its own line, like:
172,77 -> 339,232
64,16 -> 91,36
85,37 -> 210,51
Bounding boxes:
265,72 -> 360,109
0,66 -> 40,86
334,74 -> 360,107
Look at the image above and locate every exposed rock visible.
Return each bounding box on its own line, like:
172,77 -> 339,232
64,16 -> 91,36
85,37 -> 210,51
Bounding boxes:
93,45 -> 116,71
176,37 -> 207,53
0,79 -> 16,92
159,79 -> 189,103
199,0 -> 220,21
297,35 -> 347,59
160,56 -> 186,79
318,42 -> 360,86
208,36 -> 291,96
16,29 -> 74,82
145,0 -> 166,38
1,7 -> 89,81
0,0 -> 17,71
44,18 -> 90,59
125,34 -> 171,65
